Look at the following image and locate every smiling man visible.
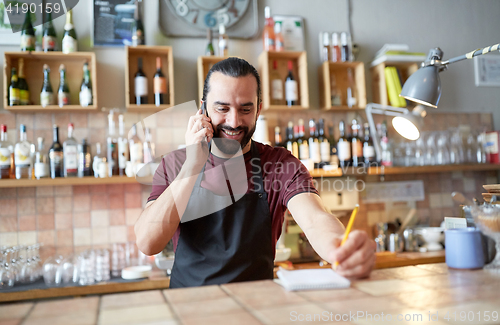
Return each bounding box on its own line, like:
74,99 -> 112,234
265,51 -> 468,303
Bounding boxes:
134,57 -> 376,288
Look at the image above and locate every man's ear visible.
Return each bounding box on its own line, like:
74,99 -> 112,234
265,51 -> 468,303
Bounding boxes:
256,102 -> 263,120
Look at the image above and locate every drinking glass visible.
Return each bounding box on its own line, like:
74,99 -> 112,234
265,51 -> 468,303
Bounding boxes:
43,255 -> 64,287
0,249 -> 15,289
414,135 -> 426,166
436,132 -> 450,165
61,254 -> 79,285
425,132 -> 437,165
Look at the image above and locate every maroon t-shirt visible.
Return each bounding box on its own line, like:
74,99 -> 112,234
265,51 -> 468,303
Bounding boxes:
147,141 -> 319,253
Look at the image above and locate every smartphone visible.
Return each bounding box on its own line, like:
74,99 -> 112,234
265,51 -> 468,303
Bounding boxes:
201,101 -> 208,117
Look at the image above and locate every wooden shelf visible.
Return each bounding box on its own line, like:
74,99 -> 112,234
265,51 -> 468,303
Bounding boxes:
318,61 -> 367,110
258,51 -> 309,110
197,56 -> 231,102
342,163 -> 500,176
0,176 -> 139,188
3,51 -> 98,111
370,60 -> 419,106
125,45 -> 174,111
309,168 -> 343,177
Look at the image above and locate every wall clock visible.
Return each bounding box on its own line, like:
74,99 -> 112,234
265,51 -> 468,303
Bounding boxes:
159,0 -> 258,39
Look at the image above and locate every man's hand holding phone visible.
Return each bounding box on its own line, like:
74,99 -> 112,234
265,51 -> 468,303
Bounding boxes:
185,108 -> 214,171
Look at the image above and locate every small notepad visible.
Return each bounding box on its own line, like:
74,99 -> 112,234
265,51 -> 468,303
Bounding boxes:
276,268 -> 351,291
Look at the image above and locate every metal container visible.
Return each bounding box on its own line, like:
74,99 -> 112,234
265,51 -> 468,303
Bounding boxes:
388,233 -> 404,252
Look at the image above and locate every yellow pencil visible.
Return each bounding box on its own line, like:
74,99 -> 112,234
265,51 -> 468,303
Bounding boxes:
333,204 -> 359,270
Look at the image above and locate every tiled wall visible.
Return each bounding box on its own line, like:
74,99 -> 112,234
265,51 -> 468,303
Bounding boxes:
0,109 -> 497,260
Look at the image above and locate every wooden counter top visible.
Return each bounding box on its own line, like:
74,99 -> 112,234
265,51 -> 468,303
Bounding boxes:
2,263 -> 500,324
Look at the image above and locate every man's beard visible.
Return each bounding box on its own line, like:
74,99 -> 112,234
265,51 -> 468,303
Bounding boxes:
213,123 -> 256,155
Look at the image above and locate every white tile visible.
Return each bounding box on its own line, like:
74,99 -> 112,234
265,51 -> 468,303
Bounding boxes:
126,208 -> 142,226
74,228 -> 92,246
429,193 -> 443,208
91,210 -> 109,227
18,231 -> 37,245
109,226 -> 127,243
92,227 -> 109,245
0,232 -> 18,246
440,193 -> 453,208
463,178 -> 476,193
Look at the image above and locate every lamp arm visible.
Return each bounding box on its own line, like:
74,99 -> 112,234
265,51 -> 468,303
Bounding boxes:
365,104 -> 382,163
442,43 -> 500,65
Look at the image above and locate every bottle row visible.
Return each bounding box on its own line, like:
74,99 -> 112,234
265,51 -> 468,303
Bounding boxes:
133,57 -> 169,106
269,60 -> 299,106
320,31 -> 353,63
0,113 -> 153,180
274,118 -> 376,169
8,60 -> 93,107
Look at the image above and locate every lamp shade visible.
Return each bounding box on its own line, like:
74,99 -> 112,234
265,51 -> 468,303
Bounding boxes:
392,112 -> 423,141
400,65 -> 441,108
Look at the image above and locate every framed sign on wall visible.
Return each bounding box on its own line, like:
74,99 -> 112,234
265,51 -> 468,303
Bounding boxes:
474,54 -> 500,87
92,0 -> 137,47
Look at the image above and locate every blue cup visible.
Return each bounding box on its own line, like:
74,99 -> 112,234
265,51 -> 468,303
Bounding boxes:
445,227 -> 485,269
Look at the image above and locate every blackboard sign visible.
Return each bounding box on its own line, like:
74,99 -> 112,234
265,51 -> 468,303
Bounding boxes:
92,0 -> 137,47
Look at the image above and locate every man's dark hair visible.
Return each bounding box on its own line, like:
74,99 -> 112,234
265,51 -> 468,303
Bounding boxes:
202,57 -> 261,106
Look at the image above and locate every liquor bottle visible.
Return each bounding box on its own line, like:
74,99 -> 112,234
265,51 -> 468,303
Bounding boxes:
9,68 -> 20,106
205,29 -> 215,56
331,32 -> 341,62
285,122 -> 294,154
351,119 -> 363,167
49,125 -> 63,178
0,125 -> 14,179
135,58 -> 148,105
363,123 -> 376,166
58,64 -> 70,107
62,10 -> 78,54
132,0 -> 144,46
340,32 -> 349,62
118,114 -> 129,176
34,137 -> 49,179
270,60 -> 283,106
337,120 -> 351,168
62,123 -> 78,177
330,73 -> 341,106
154,57 -> 168,106
42,11 -> 57,52
308,119 -> 321,168
263,6 -> 275,51
346,68 -> 357,108
14,124 -> 32,179
17,59 -> 29,106
218,23 -> 228,57
274,126 -> 283,147
78,139 -> 92,177
328,125 -> 337,159
143,127 -> 155,164
380,121 -> 393,167
297,119 -> 309,161
20,12 -> 35,52
321,32 -> 330,62
79,62 -> 93,107
40,64 -> 54,107
275,22 -> 284,51
107,112 -> 119,176
292,124 -> 300,159
285,61 -> 298,106
129,124 -> 143,167
318,118 -> 330,167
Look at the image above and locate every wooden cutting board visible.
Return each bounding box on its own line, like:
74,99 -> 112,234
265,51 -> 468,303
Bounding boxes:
483,184 -> 500,193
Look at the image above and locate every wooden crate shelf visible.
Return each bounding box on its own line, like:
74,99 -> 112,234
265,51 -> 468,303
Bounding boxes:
318,61 -> 366,110
125,45 -> 174,112
3,52 -> 98,112
258,51 -> 309,110
197,56 -> 230,102
370,60 -> 419,106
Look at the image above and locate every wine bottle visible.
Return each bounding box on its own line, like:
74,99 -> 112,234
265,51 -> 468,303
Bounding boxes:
297,119 -> 309,161
9,68 -> 20,106
20,12 -> 35,52
58,64 -> 70,107
308,119 -> 320,168
17,59 -> 29,106
340,32 -> 349,62
274,22 -> 284,51
132,0 -> 144,46
118,114 -> 129,176
292,124 -> 300,159
321,32 -> 330,62
205,29 -> 215,56
49,125 -> 63,178
380,121 -> 393,167
40,64 -> 54,107
351,119 -> 363,167
34,137 -> 49,179
135,58 -> 148,105
270,60 -> 283,106
262,6 -> 275,51
285,61 -> 298,106
0,125 -> 14,179
78,138 -> 92,177
80,62 -> 93,107
218,23 -> 228,57
318,118 -> 330,167
15,124 -> 32,179
337,120 -> 351,168
286,122 -> 297,158
346,68 -> 357,108
42,11 -> 57,52
107,112 -> 119,176
274,126 -> 283,147
63,123 -> 78,177
154,57 -> 167,106
62,10 -> 78,54
363,123 -> 376,166
331,32 -> 341,62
